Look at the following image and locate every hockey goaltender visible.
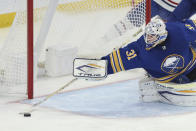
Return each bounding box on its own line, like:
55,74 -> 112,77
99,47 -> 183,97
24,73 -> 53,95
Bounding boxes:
74,17 -> 196,106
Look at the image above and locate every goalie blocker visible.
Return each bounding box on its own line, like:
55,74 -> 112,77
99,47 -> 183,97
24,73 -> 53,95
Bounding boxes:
73,58 -> 108,80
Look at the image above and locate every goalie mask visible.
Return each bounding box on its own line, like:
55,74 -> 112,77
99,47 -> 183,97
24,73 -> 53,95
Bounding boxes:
144,18 -> 168,50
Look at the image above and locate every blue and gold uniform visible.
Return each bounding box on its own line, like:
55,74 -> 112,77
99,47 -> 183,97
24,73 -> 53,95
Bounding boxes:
102,20 -> 196,83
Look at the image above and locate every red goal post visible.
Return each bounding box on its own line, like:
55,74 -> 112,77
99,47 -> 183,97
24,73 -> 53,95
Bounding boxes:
27,0 -> 34,99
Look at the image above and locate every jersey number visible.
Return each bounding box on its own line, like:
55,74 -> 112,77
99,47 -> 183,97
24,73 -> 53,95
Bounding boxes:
126,50 -> 137,60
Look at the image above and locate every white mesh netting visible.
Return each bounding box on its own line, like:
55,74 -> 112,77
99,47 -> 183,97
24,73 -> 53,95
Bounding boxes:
0,0 -> 149,96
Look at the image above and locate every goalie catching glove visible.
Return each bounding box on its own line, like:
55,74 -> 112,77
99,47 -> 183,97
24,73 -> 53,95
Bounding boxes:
73,58 -> 108,80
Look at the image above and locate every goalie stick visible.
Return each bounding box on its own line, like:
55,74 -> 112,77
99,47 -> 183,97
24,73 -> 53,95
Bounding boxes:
19,78 -> 78,116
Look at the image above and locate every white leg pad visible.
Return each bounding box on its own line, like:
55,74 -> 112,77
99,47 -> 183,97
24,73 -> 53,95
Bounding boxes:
139,78 -> 160,102
156,81 -> 196,106
139,77 -> 196,106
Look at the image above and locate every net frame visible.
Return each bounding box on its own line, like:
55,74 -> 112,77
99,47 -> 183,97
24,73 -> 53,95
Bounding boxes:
27,0 -> 34,99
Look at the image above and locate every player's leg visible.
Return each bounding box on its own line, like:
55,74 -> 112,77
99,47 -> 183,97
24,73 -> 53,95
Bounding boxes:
151,1 -> 173,21
139,77 -> 196,106
171,0 -> 196,21
139,76 -> 160,102
156,81 -> 196,106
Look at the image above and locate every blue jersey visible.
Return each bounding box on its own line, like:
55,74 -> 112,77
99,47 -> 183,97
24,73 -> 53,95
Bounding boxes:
172,0 -> 196,21
128,0 -> 196,24
153,0 -> 181,12
151,0 -> 180,21
152,0 -> 196,21
102,20 -> 196,83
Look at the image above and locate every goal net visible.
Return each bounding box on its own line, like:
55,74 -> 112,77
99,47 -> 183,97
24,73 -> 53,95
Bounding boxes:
0,0 -> 151,99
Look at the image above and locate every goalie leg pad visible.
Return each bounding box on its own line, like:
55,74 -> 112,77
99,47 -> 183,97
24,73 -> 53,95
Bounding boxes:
155,81 -> 196,106
139,78 -> 160,102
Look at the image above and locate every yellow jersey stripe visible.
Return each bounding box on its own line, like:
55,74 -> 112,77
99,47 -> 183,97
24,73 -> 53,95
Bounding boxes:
187,48 -> 196,70
117,49 -> 125,71
110,54 -> 116,73
112,50 -> 121,72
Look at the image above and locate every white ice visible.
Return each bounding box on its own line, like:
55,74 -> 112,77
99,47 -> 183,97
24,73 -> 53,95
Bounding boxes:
0,7 -> 196,131
2,70 -> 196,131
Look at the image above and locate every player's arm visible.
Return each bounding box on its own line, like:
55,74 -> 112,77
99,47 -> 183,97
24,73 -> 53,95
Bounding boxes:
73,39 -> 142,80
168,0 -> 196,21
101,38 -> 143,75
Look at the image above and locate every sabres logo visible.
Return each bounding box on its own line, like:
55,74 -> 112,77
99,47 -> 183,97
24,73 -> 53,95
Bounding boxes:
185,24 -> 195,31
161,55 -> 184,74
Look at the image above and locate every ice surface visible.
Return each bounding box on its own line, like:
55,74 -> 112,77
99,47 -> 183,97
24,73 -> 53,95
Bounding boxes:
24,79 -> 196,118
0,7 -> 196,131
